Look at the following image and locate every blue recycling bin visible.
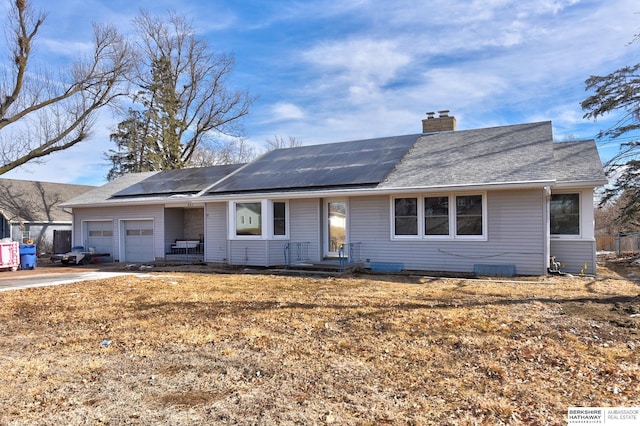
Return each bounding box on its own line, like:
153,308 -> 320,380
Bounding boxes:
19,244 -> 36,270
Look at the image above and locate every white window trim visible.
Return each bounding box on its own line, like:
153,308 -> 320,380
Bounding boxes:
550,190 -> 587,240
424,195 -> 453,240
453,193 -> 487,240
230,200 -> 265,239
390,192 -> 487,241
390,195 -> 421,239
270,200 -> 289,239
228,199 -> 289,240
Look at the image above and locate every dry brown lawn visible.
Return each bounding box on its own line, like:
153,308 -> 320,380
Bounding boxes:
0,258 -> 639,425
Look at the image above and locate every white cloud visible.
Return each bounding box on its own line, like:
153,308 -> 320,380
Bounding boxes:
270,103 -> 305,121
304,38 -> 410,77
302,38 -> 412,103
40,39 -> 95,57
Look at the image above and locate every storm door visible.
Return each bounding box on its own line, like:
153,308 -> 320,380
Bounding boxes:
324,199 -> 347,257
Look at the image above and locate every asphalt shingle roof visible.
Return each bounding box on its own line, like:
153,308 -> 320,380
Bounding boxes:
0,179 -> 95,222
552,140 -> 606,184
380,122 -> 556,189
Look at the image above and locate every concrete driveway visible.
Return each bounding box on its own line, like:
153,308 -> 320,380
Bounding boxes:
0,263 -> 135,291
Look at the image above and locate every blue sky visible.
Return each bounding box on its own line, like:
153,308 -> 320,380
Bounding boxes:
3,0 -> 640,186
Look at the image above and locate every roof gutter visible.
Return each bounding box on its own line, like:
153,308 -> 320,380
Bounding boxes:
195,180 -> 558,201
552,179 -> 608,189
63,194 -> 205,209
63,181 -> 552,208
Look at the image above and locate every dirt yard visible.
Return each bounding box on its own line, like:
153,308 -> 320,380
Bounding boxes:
0,256 -> 639,425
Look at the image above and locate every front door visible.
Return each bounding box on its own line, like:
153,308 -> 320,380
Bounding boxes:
325,199 -> 347,257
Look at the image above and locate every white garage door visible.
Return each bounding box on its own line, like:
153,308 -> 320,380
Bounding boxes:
86,221 -> 113,255
124,220 -> 154,262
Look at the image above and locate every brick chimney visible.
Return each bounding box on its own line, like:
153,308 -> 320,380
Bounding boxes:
422,110 -> 456,133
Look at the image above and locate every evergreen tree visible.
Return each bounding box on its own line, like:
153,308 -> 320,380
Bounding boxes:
106,108 -> 153,180
582,64 -> 640,228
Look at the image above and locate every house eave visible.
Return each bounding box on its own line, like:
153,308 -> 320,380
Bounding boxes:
65,180 -> 562,208
65,199 -> 207,209
552,179 -> 608,189
196,180 -> 557,201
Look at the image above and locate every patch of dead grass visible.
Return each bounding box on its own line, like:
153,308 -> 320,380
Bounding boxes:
0,267 -> 638,425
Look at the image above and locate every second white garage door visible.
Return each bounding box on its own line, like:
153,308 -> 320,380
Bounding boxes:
124,220 -> 154,262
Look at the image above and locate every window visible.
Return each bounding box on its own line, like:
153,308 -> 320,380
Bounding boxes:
125,229 -> 153,236
456,195 -> 483,236
550,193 -> 579,235
394,197 -> 418,235
425,196 -> 449,236
392,193 -> 485,239
231,200 -> 287,238
236,202 -> 262,236
273,202 -> 286,236
89,230 -> 113,237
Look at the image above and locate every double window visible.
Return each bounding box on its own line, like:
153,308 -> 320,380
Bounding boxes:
232,200 -> 288,238
393,194 -> 485,239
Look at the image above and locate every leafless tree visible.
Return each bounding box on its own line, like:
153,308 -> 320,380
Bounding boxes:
187,138 -> 256,167
263,135 -> 303,152
124,10 -> 253,169
0,0 -> 133,175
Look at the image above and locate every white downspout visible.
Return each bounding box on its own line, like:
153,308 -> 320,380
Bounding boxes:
544,186 -> 551,274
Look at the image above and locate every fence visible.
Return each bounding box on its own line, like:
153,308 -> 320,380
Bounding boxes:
596,233 -> 640,254
338,242 -> 362,271
284,242 -> 310,267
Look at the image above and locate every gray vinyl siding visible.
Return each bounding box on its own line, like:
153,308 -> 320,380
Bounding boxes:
228,240 -> 266,266
72,205 -> 164,262
349,189 -> 547,275
268,240 -> 288,266
289,199 -> 321,262
205,202 -> 228,263
265,198 -> 322,266
550,239 -> 597,275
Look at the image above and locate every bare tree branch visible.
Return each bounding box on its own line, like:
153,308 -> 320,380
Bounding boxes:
264,135 -> 303,152
0,1 -> 134,175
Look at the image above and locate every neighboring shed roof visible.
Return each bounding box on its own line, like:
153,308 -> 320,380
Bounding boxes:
552,140 -> 607,185
207,134 -> 420,194
380,122 -> 556,189
0,179 -> 95,223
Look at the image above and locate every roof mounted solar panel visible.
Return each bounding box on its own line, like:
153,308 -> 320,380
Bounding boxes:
208,134 -> 420,194
111,164 -> 243,198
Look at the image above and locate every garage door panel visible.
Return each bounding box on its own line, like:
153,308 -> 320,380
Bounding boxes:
86,221 -> 113,255
124,220 -> 154,262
